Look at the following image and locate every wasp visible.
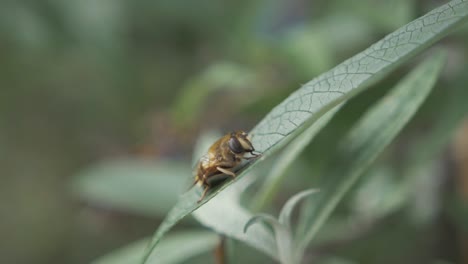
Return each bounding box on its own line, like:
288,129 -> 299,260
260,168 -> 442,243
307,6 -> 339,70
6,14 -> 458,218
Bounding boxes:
193,130 -> 260,203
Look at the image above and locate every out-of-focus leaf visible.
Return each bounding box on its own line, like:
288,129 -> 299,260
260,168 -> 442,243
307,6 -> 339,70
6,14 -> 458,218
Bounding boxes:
283,14 -> 374,76
316,256 -> 359,264
407,72 -> 468,164
92,230 -> 218,264
278,189 -> 319,230
351,166 -> 406,219
72,159 -> 190,217
193,175 -> 278,261
55,0 -> 125,46
403,70 -> 468,223
244,214 -> 294,264
296,50 -> 446,253
335,0 -> 414,31
406,157 -> 443,223
352,64 -> 468,223
0,2 -> 52,50
243,189 -> 318,264
171,62 -> 256,126
140,1 -> 467,262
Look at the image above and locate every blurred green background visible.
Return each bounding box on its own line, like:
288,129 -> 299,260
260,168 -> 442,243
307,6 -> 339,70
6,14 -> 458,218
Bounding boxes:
1,1 -> 467,264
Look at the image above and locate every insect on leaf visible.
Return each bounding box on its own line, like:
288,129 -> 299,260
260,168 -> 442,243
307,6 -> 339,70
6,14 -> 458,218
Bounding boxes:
140,1 -> 468,263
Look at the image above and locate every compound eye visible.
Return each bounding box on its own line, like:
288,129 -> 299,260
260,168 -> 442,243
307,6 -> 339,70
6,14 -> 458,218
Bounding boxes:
228,137 -> 244,154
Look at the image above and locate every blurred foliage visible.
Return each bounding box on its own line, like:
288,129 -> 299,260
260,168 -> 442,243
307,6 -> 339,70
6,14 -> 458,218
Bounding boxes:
0,0 -> 467,264
92,231 -> 218,264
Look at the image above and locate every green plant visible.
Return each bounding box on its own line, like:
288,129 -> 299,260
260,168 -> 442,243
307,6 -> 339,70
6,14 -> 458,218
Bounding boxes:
72,1 -> 468,263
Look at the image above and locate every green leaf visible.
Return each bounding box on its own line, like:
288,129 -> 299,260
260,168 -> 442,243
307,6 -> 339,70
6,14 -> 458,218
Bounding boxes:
92,231 -> 218,264
140,1 -> 467,262
243,214 -> 281,234
283,14 -> 375,76
252,0 -> 467,155
190,126 -> 324,260
340,0 -> 414,31
243,189 -> 318,264
278,189 -> 319,230
244,214 -> 294,264
193,175 -> 278,260
171,62 -> 256,127
407,75 -> 468,165
252,107 -> 341,211
350,165 -> 407,219
296,50 -> 447,254
71,159 -> 190,217
317,256 -> 359,264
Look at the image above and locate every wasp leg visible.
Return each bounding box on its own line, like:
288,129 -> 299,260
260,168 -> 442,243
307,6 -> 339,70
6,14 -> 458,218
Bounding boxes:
243,151 -> 262,160
188,173 -> 204,191
198,184 -> 210,203
196,173 -> 212,203
216,167 -> 236,178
